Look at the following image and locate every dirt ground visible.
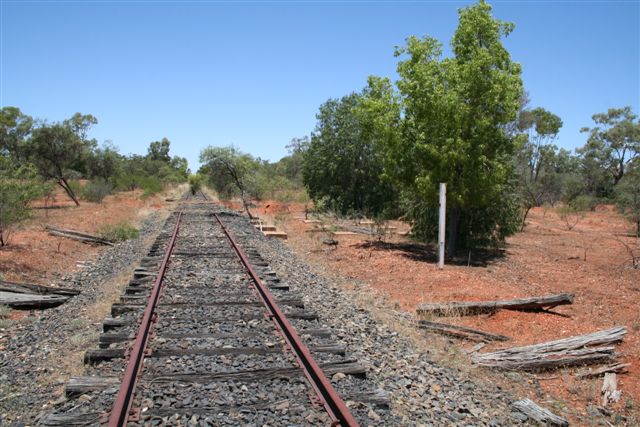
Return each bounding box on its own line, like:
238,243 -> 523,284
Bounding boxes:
246,200 -> 640,424
0,188 -> 170,292
3,191 -> 638,424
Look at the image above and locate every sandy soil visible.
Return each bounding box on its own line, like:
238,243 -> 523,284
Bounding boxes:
247,200 -> 640,423
0,188 -> 169,286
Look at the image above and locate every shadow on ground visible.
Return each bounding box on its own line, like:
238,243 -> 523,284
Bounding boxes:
352,240 -> 506,267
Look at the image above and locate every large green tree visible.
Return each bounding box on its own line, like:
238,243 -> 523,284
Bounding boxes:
303,91 -> 396,217
387,0 -> 523,255
26,121 -> 95,205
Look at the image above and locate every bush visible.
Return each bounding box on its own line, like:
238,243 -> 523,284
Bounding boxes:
67,180 -> 83,199
0,158 -> 48,246
115,174 -> 143,191
139,176 -> 163,198
100,222 -> 139,241
615,171 -> 640,236
557,204 -> 585,230
188,174 -> 203,195
81,179 -> 113,203
570,195 -> 598,212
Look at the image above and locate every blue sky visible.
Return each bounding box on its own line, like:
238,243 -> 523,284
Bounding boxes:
1,0 -> 638,171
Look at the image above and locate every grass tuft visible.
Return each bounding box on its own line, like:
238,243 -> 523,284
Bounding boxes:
100,222 -> 139,242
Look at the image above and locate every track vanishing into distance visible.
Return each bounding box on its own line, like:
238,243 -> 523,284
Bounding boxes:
41,193 -> 387,426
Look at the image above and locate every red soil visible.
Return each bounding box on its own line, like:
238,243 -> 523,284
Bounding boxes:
0,189 -> 167,285
252,200 -> 639,421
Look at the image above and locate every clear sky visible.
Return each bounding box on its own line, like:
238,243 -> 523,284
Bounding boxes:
1,0 -> 638,171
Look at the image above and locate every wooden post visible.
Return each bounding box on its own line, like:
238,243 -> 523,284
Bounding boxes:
438,183 -> 446,269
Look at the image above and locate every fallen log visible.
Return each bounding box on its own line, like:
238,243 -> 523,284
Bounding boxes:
0,291 -> 70,309
417,320 -> 510,342
472,327 -> 626,371
417,293 -> 574,317
576,363 -> 630,379
0,280 -> 79,296
512,398 -> 568,426
45,225 -> 114,246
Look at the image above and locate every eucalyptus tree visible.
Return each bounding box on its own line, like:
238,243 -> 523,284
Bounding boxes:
515,107 -> 563,227
579,106 -> 639,195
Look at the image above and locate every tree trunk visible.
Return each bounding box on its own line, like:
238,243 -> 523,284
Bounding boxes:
58,178 -> 80,206
447,208 -> 459,258
240,189 -> 253,219
520,204 -> 532,231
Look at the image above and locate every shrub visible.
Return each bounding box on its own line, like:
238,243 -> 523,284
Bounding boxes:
67,180 -> 83,199
615,171 -> 640,236
570,195 -> 598,212
557,205 -> 585,231
188,174 -> 203,195
100,222 -> 139,241
81,179 -> 113,203
115,174 -> 144,191
139,176 -> 163,198
0,158 -> 48,246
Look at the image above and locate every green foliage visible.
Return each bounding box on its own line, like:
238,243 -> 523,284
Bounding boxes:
86,142 -> 123,181
80,179 -> 113,203
25,122 -> 92,205
569,195 -> 598,212
615,169 -> 640,236
188,174 -> 203,195
3,108 -> 189,203
0,107 -> 33,159
100,222 -> 139,242
0,157 -> 48,246
303,91 -> 397,217
147,138 -> 171,162
139,176 -> 164,198
383,0 -> 522,254
579,106 -> 640,193
199,146 -> 261,215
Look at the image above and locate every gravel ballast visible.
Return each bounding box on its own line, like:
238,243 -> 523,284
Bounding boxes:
1,204 -> 531,426
224,212 -> 533,426
0,211 -> 165,426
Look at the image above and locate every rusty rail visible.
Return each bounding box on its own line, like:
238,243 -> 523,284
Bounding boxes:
107,212 -> 183,427
213,213 -> 359,427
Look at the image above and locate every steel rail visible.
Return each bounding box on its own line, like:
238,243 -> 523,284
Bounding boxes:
213,212 -> 360,427
107,212 -> 183,427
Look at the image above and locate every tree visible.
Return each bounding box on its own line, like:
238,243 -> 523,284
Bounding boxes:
579,106 -> 640,193
303,91 -> 396,217
277,136 -> 309,185
86,141 -> 124,181
514,107 -> 563,227
0,156 -> 48,246
26,123 -> 90,205
0,107 -> 34,159
64,113 -> 98,145
615,168 -> 640,236
147,138 -> 172,163
199,146 -> 260,218
389,0 -> 523,256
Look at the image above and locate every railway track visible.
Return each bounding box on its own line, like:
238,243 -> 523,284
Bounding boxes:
41,192 -> 388,426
